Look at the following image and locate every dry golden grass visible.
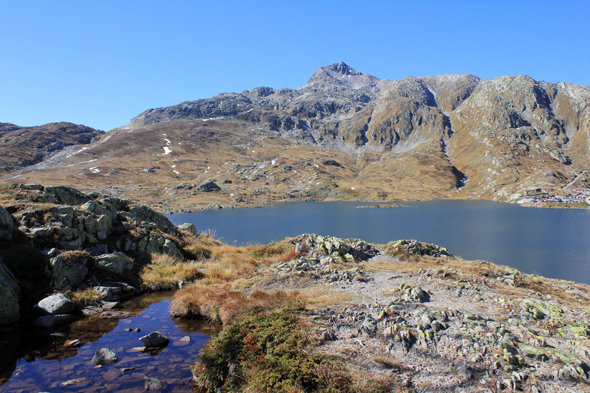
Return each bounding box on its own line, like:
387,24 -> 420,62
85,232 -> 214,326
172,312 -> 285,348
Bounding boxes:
298,287 -> 357,309
140,253 -> 203,291
171,283 -> 306,325
66,287 -> 102,307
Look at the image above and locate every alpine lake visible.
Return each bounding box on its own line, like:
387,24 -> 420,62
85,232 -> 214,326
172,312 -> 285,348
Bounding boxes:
2,200 -> 590,392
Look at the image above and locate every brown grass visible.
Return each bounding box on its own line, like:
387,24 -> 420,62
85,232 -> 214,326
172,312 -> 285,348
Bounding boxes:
66,287 -> 102,307
298,287 -> 357,309
140,253 -> 203,291
171,283 -> 306,325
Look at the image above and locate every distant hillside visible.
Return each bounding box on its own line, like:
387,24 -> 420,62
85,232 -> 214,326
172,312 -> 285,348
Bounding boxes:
0,122 -> 103,173
2,63 -> 590,212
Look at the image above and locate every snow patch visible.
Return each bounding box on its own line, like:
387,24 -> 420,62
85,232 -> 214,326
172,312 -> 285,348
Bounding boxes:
163,147 -> 172,155
101,134 -> 114,143
164,139 -> 171,145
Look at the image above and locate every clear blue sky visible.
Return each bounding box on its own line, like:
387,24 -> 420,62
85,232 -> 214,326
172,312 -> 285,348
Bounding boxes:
1,1 -> 588,131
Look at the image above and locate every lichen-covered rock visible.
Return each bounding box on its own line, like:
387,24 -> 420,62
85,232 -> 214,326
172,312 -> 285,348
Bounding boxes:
0,262 -> 20,325
127,205 -> 176,233
82,200 -> 117,221
386,239 -> 452,260
398,283 -> 430,302
35,293 -> 75,315
91,347 -> 118,365
291,233 -> 378,261
44,186 -> 91,206
94,281 -> 137,301
96,215 -> 112,240
163,239 -> 183,260
0,206 -> 14,241
95,252 -> 133,275
178,223 -> 198,236
50,254 -> 89,290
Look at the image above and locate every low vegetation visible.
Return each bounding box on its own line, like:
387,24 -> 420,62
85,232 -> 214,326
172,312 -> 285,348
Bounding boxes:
140,253 -> 203,291
193,309 -> 353,393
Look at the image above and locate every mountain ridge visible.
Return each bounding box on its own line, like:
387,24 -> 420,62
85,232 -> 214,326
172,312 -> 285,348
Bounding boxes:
2,63 -> 590,212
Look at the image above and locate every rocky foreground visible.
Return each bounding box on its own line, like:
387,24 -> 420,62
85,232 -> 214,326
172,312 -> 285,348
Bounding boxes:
2,184 -> 590,392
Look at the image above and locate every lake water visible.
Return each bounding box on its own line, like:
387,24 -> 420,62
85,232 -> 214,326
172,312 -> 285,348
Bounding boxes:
168,200 -> 590,285
0,293 -> 213,392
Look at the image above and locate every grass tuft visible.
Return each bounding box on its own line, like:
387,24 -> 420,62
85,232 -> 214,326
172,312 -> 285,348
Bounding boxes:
140,253 -> 203,291
171,284 -> 306,325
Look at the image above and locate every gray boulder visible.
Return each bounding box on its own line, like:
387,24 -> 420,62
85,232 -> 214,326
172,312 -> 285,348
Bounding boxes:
35,293 -> 75,315
50,255 -> 88,290
139,331 -> 169,347
33,314 -> 76,327
127,205 -> 176,232
196,181 -> 221,192
94,281 -> 137,301
0,262 -> 20,325
91,347 -> 118,365
44,186 -> 90,206
178,223 -> 198,236
144,376 -> 163,390
95,252 -> 133,275
163,239 -> 183,260
0,206 -> 13,241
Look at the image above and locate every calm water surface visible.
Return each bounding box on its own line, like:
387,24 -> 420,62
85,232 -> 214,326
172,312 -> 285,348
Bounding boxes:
169,200 -> 590,284
0,292 -> 213,392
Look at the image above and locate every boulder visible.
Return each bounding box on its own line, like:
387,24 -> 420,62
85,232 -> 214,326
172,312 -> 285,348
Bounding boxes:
44,186 -> 90,206
91,347 -> 118,365
96,215 -> 112,240
94,282 -> 137,301
139,331 -> 169,347
196,181 -> 221,192
0,262 -> 20,325
0,206 -> 13,241
82,200 -> 117,222
127,205 -> 176,232
35,293 -> 75,315
33,314 -> 76,327
323,159 -> 342,167
163,239 -> 183,260
95,253 -> 133,275
50,255 -> 89,290
178,223 -> 198,236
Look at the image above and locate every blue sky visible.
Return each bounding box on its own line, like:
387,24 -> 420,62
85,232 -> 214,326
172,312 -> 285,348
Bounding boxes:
1,1 -> 588,131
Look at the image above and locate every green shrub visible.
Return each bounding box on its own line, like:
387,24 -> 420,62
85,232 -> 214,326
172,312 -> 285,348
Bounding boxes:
193,309 -> 351,393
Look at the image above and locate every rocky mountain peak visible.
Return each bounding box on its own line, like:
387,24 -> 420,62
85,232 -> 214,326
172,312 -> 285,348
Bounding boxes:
324,62 -> 360,76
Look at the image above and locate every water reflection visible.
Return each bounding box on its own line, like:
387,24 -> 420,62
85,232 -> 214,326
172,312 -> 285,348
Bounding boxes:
1,292 -> 214,392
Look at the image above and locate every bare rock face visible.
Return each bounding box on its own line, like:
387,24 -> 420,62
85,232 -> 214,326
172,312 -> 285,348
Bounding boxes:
0,206 -> 13,241
0,262 -> 20,325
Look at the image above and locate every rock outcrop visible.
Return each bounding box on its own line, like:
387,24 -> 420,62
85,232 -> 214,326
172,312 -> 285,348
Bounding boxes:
0,261 -> 20,325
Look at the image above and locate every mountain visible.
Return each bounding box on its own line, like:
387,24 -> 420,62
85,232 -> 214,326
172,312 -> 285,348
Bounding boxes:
2,63 -> 590,212
0,122 -> 103,173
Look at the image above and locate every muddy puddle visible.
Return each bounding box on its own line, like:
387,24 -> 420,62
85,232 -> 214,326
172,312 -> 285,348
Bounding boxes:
0,292 -> 215,392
